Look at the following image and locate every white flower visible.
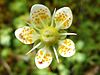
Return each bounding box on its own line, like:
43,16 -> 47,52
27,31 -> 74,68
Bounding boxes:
15,4 -> 77,69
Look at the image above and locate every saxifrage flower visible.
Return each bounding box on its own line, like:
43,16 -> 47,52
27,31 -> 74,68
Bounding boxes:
15,4 -> 77,69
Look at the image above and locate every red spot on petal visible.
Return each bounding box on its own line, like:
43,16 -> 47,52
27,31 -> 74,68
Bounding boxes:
38,61 -> 43,64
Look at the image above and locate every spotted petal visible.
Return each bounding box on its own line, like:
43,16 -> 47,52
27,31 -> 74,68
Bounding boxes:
58,39 -> 75,57
35,47 -> 52,69
15,26 -> 39,44
30,4 -> 51,28
54,7 -> 73,29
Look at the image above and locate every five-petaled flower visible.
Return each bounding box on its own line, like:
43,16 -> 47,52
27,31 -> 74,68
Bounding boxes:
15,4 -> 77,69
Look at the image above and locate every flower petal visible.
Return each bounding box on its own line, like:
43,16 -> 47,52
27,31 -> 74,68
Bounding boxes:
35,47 -> 52,69
30,4 -> 51,28
15,26 -> 39,44
58,39 -> 75,57
54,7 -> 73,29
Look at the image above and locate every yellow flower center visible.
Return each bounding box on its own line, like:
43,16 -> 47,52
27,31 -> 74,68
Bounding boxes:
40,26 -> 59,46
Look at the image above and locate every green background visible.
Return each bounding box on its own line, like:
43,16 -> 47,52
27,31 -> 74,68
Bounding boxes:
0,0 -> 100,75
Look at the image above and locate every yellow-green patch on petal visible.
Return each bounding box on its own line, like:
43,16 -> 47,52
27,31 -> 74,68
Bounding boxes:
54,7 -> 73,29
30,4 -> 51,28
15,26 -> 39,44
58,39 -> 75,57
35,47 -> 52,69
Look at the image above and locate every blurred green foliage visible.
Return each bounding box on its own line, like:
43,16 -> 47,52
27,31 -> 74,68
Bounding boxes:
0,0 -> 100,75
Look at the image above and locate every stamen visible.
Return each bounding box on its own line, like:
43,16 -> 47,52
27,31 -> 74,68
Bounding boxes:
38,16 -> 45,28
56,18 -> 69,29
53,46 -> 59,63
60,33 -> 77,35
26,19 -> 40,32
51,8 -> 56,27
26,42 -> 42,55
61,18 -> 69,26
32,23 -> 41,31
